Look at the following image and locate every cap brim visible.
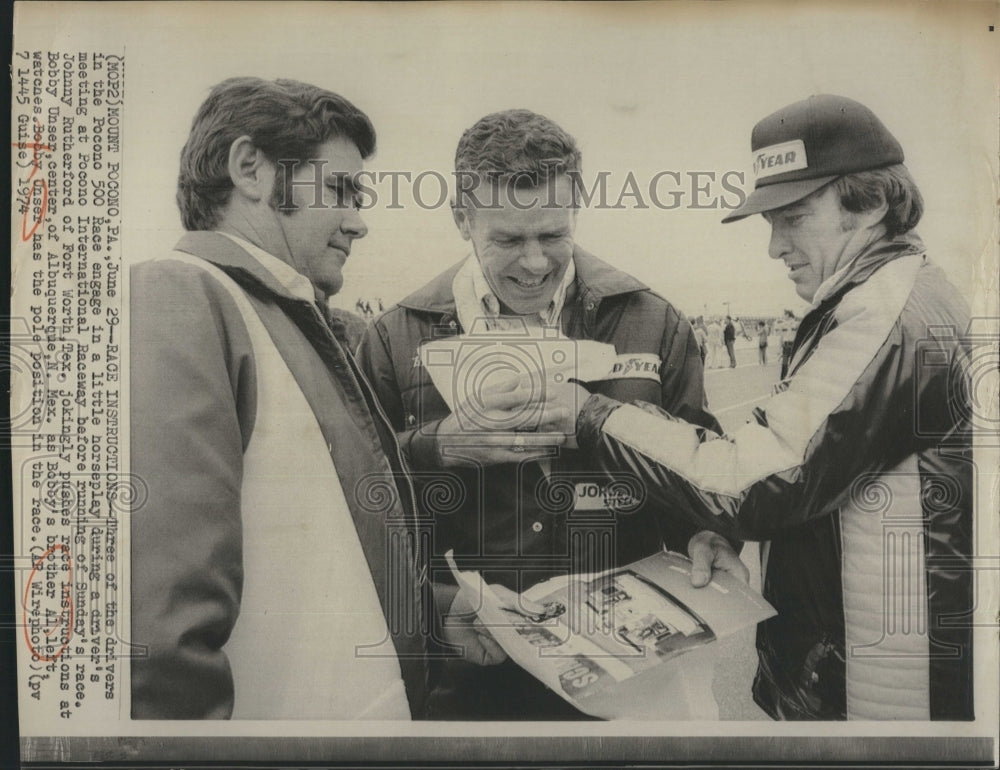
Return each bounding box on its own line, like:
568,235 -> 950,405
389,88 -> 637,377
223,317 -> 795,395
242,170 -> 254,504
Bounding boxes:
721,175 -> 839,223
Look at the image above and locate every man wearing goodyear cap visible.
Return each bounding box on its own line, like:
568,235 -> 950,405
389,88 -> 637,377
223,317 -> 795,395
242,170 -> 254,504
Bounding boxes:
571,95 -> 974,719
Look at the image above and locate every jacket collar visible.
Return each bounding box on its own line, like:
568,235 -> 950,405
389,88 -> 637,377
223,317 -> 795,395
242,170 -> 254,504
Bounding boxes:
812,230 -> 926,308
174,231 -> 363,347
397,245 -> 648,316
173,231 -> 319,307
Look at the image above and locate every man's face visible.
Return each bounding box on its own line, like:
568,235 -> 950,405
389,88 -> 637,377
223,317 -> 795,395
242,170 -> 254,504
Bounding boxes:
272,137 -> 368,299
764,184 -> 873,302
455,175 -> 577,315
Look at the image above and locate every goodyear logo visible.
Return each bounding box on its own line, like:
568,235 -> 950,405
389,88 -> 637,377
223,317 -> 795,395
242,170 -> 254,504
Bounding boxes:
753,139 -> 808,180
601,353 -> 661,382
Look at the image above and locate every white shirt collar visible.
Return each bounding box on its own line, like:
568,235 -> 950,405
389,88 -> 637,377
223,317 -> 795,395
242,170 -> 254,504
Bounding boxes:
218,232 -> 318,304
810,230 -> 895,307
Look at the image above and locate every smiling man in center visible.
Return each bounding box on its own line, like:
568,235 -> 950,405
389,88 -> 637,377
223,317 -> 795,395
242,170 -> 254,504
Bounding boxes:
357,109 -> 741,719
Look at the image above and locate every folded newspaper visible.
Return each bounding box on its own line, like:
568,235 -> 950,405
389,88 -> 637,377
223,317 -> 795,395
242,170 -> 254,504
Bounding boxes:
447,550 -> 776,719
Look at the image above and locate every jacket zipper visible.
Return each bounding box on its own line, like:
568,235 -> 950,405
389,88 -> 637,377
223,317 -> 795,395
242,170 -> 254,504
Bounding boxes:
310,302 -> 422,527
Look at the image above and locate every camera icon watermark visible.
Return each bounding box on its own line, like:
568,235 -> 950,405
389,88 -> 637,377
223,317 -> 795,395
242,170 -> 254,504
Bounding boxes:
914,318 -> 999,445
420,317 -> 584,437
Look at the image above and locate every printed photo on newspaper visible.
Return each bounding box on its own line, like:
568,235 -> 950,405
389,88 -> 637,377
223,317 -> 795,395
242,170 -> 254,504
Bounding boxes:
6,0 -> 999,767
447,549 -> 775,720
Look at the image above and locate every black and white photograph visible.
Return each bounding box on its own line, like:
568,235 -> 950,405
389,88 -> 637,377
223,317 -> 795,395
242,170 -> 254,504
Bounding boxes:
8,1 -> 999,767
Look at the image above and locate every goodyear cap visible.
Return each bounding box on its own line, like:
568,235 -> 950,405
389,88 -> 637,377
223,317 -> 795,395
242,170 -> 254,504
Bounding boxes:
722,94 -> 904,223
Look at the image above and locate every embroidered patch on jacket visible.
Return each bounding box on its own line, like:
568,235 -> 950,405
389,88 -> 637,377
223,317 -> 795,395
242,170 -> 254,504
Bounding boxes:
594,353 -> 662,382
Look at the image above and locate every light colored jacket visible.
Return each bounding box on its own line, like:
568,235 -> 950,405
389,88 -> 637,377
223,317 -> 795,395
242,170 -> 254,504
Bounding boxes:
130,232 -> 428,719
579,233 -> 974,720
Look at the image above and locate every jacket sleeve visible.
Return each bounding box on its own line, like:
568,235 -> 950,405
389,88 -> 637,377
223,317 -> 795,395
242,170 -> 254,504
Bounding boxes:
578,289 -> 935,542
356,315 -> 444,471
130,260 -> 254,719
651,305 -> 726,551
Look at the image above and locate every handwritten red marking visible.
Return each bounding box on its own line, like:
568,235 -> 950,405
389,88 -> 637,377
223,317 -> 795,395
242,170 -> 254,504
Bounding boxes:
22,543 -> 74,662
12,118 -> 53,241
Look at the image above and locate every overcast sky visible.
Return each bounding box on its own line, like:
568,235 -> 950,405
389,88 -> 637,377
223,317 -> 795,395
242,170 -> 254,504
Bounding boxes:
25,0 -> 997,319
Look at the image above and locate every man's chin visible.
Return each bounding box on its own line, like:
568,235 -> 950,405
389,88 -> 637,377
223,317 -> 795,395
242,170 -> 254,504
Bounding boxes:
794,284 -> 817,303
317,276 -> 344,301
500,297 -> 552,316
497,285 -> 558,316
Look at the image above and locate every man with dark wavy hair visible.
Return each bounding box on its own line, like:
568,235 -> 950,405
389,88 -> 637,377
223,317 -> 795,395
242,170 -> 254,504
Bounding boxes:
572,94 -> 974,720
357,109 -> 740,719
130,77 -> 429,720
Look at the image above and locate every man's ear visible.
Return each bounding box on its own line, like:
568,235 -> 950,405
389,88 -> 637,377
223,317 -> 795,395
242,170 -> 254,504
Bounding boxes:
228,135 -> 272,202
451,202 -> 472,241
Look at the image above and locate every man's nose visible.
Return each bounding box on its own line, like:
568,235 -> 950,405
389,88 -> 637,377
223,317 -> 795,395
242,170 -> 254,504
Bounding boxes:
342,207 -> 368,239
768,225 -> 789,260
519,241 -> 548,273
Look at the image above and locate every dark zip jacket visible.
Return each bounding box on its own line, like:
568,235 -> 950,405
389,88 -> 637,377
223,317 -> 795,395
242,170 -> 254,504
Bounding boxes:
357,247 -> 721,592
577,233 -> 974,720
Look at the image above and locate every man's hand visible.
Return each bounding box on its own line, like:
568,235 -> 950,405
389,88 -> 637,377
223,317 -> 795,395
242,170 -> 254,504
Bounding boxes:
436,377 -> 572,467
439,583 -> 554,666
545,381 -> 592,449
688,530 -> 749,588
441,586 -> 508,666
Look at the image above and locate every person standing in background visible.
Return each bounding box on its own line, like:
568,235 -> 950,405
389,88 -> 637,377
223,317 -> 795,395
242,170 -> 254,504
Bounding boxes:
692,317 -> 708,364
706,316 -> 723,368
757,320 -> 769,364
724,315 -> 737,367
778,310 -> 799,378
